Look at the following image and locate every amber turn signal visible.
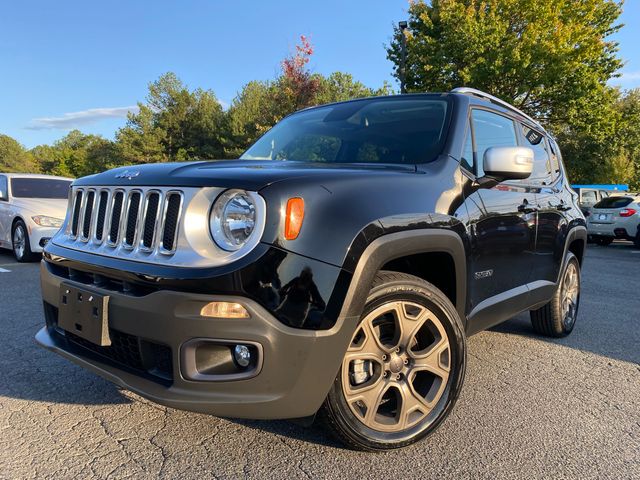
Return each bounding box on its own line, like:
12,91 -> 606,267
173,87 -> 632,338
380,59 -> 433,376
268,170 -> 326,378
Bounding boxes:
201,302 -> 249,318
284,197 -> 305,240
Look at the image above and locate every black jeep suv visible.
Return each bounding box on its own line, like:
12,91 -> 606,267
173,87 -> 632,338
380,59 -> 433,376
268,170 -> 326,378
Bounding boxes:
37,88 -> 586,451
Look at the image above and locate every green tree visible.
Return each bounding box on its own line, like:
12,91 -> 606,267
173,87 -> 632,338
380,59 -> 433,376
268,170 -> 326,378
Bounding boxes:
33,130 -> 119,178
117,72 -> 227,163
227,36 -> 392,156
388,0 -> 623,121
387,0 -> 637,185
0,135 -> 38,173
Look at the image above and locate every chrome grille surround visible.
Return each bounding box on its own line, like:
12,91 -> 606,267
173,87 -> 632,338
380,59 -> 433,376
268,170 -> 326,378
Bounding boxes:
53,185 -> 266,268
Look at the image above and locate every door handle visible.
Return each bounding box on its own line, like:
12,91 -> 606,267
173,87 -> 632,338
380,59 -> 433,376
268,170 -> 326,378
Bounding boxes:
551,201 -> 571,212
518,200 -> 538,214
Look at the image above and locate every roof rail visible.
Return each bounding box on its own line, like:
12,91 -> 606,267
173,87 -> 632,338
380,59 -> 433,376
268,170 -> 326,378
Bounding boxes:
451,87 -> 542,130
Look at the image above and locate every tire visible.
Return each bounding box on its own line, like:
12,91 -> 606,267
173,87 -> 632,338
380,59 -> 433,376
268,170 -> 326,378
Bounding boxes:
320,271 -> 466,451
530,252 -> 580,338
12,220 -> 35,262
594,236 -> 613,246
634,230 -> 640,249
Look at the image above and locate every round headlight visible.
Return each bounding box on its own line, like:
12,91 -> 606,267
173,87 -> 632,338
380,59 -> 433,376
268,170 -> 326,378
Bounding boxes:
210,190 -> 257,251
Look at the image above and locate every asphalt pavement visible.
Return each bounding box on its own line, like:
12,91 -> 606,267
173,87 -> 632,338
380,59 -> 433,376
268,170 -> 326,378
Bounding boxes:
0,243 -> 638,479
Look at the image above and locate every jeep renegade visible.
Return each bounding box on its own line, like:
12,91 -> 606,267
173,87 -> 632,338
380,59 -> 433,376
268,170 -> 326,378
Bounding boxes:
37,88 -> 586,451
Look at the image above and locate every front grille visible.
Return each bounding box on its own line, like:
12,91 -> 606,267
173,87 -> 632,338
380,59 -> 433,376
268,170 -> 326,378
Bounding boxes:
95,191 -> 109,241
82,190 -> 95,239
66,186 -> 183,255
124,191 -> 142,247
161,193 -> 182,252
109,191 -> 124,245
142,192 -> 160,249
71,191 -> 83,237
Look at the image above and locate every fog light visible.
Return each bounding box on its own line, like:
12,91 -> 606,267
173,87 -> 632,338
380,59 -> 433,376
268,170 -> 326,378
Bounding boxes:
234,344 -> 251,367
200,302 -> 249,318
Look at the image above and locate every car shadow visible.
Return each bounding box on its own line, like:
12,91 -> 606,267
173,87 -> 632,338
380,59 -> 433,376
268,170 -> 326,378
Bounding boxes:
490,310 -> 640,366
229,418 -> 344,449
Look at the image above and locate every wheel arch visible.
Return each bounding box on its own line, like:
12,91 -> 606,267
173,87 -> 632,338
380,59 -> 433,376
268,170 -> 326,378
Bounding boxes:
337,229 -> 467,329
565,225 -> 587,268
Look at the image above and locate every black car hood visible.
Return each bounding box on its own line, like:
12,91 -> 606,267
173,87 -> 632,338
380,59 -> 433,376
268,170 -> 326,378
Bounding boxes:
73,160 -> 416,190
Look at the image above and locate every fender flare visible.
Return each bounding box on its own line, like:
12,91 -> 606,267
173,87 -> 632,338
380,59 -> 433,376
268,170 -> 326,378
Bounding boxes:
336,229 -> 467,330
561,225 -> 587,273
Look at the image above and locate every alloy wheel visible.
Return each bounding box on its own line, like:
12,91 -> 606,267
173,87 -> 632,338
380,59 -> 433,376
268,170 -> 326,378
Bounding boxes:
341,301 -> 451,432
13,225 -> 26,260
561,262 -> 579,330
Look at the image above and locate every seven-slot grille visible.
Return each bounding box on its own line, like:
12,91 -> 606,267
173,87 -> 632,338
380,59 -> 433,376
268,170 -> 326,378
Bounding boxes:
67,187 -> 182,255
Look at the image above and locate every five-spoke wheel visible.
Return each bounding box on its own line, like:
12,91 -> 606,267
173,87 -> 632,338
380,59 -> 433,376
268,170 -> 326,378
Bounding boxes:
321,271 -> 465,451
531,252 -> 581,337
341,301 -> 451,432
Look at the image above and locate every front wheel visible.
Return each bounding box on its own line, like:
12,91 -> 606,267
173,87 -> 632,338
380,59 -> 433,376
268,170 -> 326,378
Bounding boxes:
320,271 -> 466,451
12,220 -> 35,262
530,252 -> 581,337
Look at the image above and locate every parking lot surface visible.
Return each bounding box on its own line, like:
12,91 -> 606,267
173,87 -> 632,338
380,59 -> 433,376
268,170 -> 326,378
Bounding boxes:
0,244 -> 639,479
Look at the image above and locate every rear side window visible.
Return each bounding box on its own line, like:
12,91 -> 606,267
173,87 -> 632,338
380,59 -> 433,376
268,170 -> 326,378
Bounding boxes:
522,125 -> 555,184
594,197 -> 633,209
471,110 -> 518,176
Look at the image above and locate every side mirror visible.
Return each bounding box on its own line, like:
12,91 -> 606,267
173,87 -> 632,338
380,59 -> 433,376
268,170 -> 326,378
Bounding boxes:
483,146 -> 534,181
0,189 -> 6,201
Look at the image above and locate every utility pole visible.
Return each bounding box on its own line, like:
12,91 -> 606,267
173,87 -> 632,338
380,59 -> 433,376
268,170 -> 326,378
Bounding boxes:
399,21 -> 408,94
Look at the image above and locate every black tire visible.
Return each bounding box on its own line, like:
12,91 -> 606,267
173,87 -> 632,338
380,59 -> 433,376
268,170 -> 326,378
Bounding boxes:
594,236 -> 613,246
12,220 -> 36,262
634,230 -> 640,249
319,271 -> 466,451
530,252 -> 580,338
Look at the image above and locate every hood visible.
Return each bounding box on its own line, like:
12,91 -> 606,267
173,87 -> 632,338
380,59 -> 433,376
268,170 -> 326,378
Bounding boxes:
11,198 -> 69,218
73,160 -> 416,190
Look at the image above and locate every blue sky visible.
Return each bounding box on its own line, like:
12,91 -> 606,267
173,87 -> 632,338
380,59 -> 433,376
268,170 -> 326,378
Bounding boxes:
1,1 -> 639,149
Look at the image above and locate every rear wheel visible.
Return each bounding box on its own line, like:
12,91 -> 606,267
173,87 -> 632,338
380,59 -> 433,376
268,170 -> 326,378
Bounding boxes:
12,220 -> 35,262
634,230 -> 640,249
320,271 -> 466,451
594,236 -> 613,246
530,252 -> 580,337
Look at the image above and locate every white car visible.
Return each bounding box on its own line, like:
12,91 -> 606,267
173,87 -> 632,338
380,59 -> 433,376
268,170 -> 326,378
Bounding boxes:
0,174 -> 73,261
587,194 -> 640,248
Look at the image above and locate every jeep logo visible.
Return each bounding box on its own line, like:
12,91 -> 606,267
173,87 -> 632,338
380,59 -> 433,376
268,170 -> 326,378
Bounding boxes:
115,170 -> 140,180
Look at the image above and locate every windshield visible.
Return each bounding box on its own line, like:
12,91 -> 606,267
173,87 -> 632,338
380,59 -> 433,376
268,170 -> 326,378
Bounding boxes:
11,178 -> 71,199
241,97 -> 451,165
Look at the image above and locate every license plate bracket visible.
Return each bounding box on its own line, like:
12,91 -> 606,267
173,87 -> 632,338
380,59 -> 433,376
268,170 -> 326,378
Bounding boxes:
58,283 -> 111,346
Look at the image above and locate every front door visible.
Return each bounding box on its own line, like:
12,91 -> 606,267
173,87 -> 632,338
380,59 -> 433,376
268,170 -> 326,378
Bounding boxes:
460,109 -> 536,332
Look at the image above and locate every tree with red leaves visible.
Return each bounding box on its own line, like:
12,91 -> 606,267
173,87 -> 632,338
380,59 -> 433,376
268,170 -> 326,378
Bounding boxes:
280,35 -> 321,111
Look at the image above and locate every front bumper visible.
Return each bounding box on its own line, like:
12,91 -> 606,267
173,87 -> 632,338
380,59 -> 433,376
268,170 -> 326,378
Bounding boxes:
29,225 -> 59,252
37,261 -> 355,419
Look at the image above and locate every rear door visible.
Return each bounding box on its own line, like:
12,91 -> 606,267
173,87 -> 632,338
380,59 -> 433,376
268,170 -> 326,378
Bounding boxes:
520,127 -> 567,285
